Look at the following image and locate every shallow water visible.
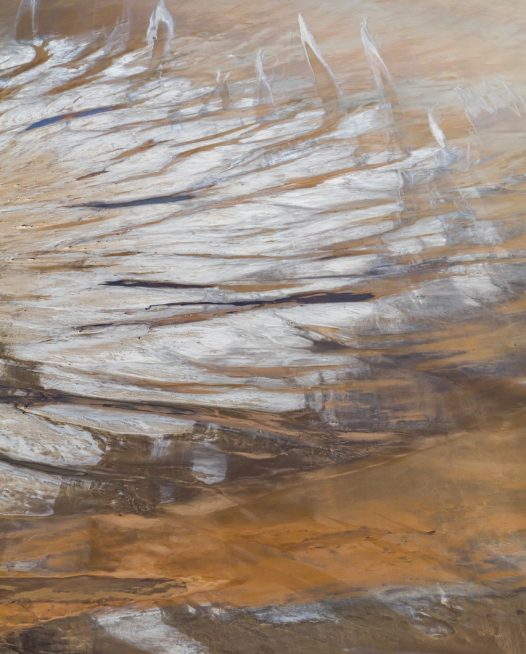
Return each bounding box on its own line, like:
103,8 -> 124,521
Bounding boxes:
1,0 -> 526,651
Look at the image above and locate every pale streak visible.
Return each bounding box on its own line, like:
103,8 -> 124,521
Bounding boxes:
256,48 -> 274,105
428,110 -> 446,148
146,0 -> 175,56
215,69 -> 231,109
97,608 -> 208,654
16,0 -> 38,40
298,13 -> 342,110
360,17 -> 396,106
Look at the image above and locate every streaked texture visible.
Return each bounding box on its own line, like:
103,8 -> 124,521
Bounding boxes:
0,0 -> 525,651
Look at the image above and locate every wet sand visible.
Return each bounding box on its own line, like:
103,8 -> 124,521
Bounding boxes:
0,0 -> 526,651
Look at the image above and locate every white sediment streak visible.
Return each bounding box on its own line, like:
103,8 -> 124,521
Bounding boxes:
25,404 -> 196,438
146,0 -> 175,56
251,602 -> 338,624
255,49 -> 274,106
0,404 -> 102,468
16,0 -> 38,40
192,445 -> 228,485
0,462 -> 61,516
428,109 -> 447,148
298,13 -> 342,109
360,17 -> 396,107
97,607 -> 208,654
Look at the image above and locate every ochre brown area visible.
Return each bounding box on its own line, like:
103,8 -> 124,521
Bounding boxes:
1,423 -> 525,633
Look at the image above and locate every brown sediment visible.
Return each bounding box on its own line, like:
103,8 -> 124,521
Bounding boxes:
1,423 -> 525,634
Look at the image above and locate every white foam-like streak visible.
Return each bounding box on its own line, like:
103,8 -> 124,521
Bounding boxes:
0,461 -> 61,516
255,48 -> 274,106
0,404 -> 102,468
298,13 -> 342,109
97,607 -> 208,654
251,602 -> 337,624
16,0 -> 38,40
360,17 -> 397,109
104,17 -> 131,56
428,109 -> 447,149
25,404 -> 196,438
192,445 -> 228,485
146,0 -> 175,56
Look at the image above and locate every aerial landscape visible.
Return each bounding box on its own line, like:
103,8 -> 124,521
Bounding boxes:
0,0 -> 525,651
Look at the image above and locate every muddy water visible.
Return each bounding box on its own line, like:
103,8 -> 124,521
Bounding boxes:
0,0 -> 526,651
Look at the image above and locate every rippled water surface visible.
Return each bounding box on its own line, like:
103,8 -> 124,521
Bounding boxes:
1,0 -> 526,651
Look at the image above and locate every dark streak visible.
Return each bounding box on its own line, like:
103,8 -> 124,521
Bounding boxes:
25,104 -> 124,131
104,279 -> 209,290
147,290 -> 374,309
76,169 -> 107,181
309,339 -> 350,353
70,193 -> 194,209
76,290 -> 374,331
